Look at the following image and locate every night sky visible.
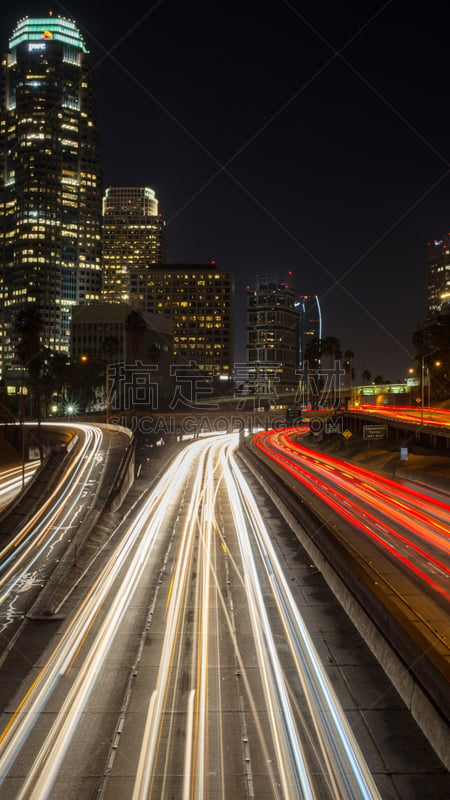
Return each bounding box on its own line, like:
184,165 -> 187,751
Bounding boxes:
4,1 -> 450,382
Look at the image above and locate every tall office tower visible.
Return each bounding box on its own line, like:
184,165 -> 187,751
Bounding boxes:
413,236 -> 450,402
102,186 -> 166,303
426,236 -> 450,317
0,15 -> 102,372
246,273 -> 299,394
296,294 -> 322,361
143,264 -> 234,375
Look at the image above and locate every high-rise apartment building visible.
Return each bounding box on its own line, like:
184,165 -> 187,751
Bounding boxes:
102,186 -> 166,303
142,265 -> 234,375
0,15 -> 102,372
246,274 -> 299,393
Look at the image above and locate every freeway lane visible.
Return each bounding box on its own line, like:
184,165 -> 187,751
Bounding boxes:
351,404 -> 450,428
0,422 -> 130,692
0,433 -> 382,800
250,427 -> 450,739
0,423 -> 103,606
253,429 -> 450,606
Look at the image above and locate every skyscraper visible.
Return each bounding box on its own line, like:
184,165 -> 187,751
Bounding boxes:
426,236 -> 450,317
246,273 -> 299,394
413,234 -> 450,402
144,265 -> 234,376
102,186 -> 166,304
296,294 -> 322,361
0,15 -> 102,373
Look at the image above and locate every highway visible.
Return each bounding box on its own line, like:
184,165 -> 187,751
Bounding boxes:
0,419 -> 131,696
0,463 -> 37,512
351,403 -> 450,428
0,424 -> 104,607
253,428 -> 450,604
251,428 -> 450,700
0,432 -> 381,800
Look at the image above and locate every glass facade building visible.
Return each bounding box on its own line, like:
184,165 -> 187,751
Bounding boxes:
246,274 -> 299,393
0,15 -> 102,372
102,186 -> 166,304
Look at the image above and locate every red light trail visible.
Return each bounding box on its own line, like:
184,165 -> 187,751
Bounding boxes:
253,428 -> 450,605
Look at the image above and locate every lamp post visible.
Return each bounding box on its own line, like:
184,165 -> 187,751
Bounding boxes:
20,371 -> 26,490
105,362 -> 110,424
428,361 -> 441,406
421,356 -> 425,424
420,348 -> 442,424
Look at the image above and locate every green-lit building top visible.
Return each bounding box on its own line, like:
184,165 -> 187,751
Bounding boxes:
9,16 -> 88,52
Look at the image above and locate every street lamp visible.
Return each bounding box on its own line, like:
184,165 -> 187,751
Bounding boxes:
65,402 -> 78,419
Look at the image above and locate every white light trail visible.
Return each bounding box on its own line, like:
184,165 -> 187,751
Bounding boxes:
222,438 -> 381,800
0,441 -> 199,794
0,433 -> 382,800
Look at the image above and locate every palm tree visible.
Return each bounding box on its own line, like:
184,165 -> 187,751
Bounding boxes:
301,337 -> 321,409
343,349 -> 355,387
361,369 -> 371,384
320,336 -> 342,369
303,337 -> 321,372
319,336 -> 342,407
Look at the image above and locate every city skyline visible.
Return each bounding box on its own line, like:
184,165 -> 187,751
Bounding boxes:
2,2 -> 450,382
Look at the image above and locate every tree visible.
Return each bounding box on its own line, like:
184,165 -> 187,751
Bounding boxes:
320,336 -> 342,368
300,337 -> 321,408
148,342 -> 161,363
14,305 -> 43,419
69,356 -> 105,412
303,337 -> 321,371
125,310 -> 146,360
373,374 -> 390,385
361,369 -> 371,384
102,335 -> 121,364
49,352 -> 72,403
319,336 -> 342,407
40,351 -> 72,415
